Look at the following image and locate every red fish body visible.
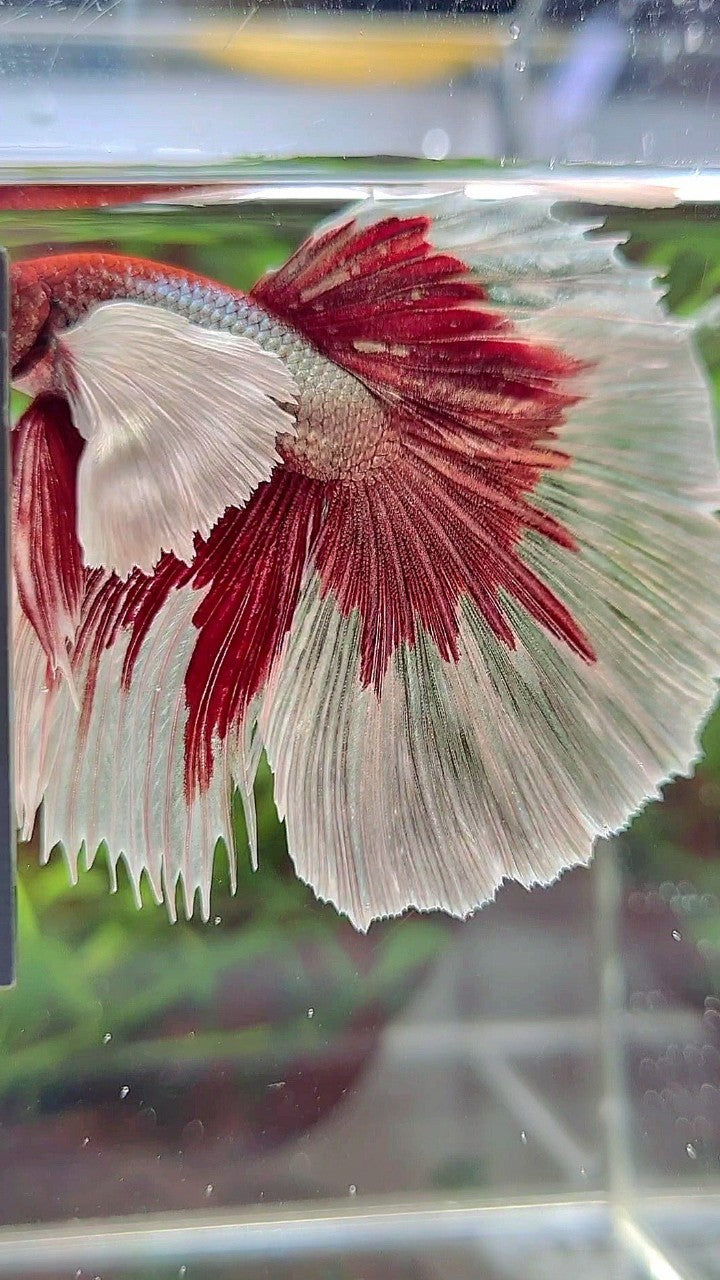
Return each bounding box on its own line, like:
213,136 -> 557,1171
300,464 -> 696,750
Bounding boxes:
10,196 -> 720,927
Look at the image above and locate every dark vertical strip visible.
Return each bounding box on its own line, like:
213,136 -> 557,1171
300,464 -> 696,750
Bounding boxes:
0,250 -> 15,987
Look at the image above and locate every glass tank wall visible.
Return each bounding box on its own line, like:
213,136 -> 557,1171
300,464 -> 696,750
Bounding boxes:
1,0 -> 720,1277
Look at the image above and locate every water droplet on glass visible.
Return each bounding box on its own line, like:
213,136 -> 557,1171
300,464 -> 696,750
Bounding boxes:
102,1033 -> 112,1045
520,1130 -> 528,1144
182,1118 -> 205,1146
514,60 -> 526,72
685,20 -> 704,52
213,916 -> 221,925
349,1184 -> 357,1196
307,1007 -> 315,1019
205,1184 -> 214,1197
672,930 -> 682,941
179,1268 -> 187,1277
686,1142 -> 698,1159
661,31 -> 682,62
82,1137 -> 90,1147
120,1086 -> 130,1099
509,20 -> 520,38
29,91 -> 57,127
421,127 -> 450,161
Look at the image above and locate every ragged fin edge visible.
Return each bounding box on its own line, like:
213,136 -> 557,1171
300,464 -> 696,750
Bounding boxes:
29,574 -> 236,919
14,470 -> 325,917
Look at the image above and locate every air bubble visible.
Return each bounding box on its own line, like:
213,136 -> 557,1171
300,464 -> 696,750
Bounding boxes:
509,21 -> 520,38
421,128 -> 450,161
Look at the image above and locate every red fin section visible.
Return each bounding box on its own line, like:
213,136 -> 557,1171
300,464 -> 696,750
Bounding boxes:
184,470 -> 323,792
67,469 -> 323,799
253,212 -> 592,680
250,213 -> 583,441
12,395 -> 84,679
316,455 -> 593,694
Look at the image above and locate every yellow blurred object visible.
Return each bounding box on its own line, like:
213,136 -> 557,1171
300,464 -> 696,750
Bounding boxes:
195,16 -> 564,88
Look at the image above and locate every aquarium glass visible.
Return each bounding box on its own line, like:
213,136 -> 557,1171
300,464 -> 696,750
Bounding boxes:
2,0 -> 720,1276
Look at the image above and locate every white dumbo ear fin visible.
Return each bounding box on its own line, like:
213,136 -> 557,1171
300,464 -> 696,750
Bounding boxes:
57,301 -> 298,578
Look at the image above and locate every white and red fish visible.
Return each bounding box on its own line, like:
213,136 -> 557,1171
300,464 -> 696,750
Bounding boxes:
10,194 -> 720,928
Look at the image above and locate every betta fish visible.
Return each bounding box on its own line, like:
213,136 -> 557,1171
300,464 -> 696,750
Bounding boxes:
9,193 -> 720,929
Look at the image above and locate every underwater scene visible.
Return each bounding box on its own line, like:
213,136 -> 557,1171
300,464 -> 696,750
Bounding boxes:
3,183 -> 720,1280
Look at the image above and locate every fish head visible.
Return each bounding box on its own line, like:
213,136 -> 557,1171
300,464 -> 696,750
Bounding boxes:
11,261 -> 53,388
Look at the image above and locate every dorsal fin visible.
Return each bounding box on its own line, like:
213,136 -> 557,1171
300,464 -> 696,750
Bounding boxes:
250,211 -> 581,447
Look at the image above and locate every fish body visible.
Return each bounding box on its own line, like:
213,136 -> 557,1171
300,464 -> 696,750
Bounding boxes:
10,196 -> 720,928
12,254 -> 391,482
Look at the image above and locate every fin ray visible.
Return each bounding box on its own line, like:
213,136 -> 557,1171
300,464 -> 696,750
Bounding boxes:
12,396 -> 84,685
58,301 -> 298,578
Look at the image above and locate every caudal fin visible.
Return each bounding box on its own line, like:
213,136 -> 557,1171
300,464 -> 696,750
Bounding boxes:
255,195 -> 720,928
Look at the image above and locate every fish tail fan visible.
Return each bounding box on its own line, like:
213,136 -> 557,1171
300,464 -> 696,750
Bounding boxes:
253,194 -> 720,929
25,568 -> 234,916
16,469 -> 323,916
